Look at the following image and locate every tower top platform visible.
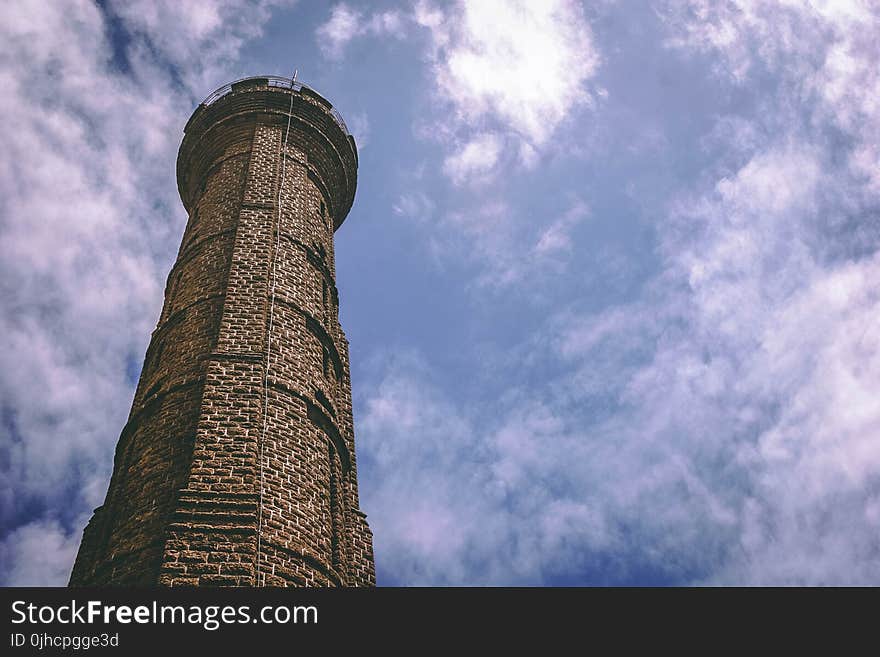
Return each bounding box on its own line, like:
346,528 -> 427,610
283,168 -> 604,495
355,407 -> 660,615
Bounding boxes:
178,75 -> 358,229
199,76 -> 351,136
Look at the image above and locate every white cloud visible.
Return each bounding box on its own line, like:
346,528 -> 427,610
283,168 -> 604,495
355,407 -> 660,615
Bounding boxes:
316,4 -> 361,60
417,0 -> 600,179
534,200 -> 589,256
358,353 -> 616,585
662,0 -> 880,199
364,201 -> 880,584
318,1 -> 602,286
546,144 -> 880,584
107,0 -> 294,90
392,190 -> 436,221
345,111 -> 371,149
442,132 -> 503,185
317,1 -> 600,178
396,0 -> 602,285
593,2 -> 880,577
433,0 -> 598,143
0,519 -> 83,586
316,3 -> 406,61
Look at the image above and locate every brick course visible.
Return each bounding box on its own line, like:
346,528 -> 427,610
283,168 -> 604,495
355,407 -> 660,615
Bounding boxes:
69,77 -> 375,587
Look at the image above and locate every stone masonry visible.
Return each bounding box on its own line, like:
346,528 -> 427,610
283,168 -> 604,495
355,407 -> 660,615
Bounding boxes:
69,77 -> 375,587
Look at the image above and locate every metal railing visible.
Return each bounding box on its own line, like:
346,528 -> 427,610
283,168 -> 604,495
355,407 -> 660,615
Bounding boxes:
199,76 -> 349,135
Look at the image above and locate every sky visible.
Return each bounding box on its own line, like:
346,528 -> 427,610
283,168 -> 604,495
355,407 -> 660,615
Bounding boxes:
1,0 -> 879,586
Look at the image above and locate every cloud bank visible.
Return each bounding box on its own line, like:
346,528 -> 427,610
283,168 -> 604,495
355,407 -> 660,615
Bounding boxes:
353,0 -> 880,585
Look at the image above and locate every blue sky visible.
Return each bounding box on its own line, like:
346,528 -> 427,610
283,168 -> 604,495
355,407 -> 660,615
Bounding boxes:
2,0 -> 879,585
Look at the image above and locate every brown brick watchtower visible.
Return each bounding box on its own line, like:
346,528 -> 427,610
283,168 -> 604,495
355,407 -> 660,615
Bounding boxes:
69,76 -> 375,586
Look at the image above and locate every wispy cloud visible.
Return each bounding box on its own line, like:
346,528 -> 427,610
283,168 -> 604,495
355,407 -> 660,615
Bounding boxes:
442,132 -> 503,185
316,2 -> 407,61
357,352 -> 617,585
430,197 -> 590,290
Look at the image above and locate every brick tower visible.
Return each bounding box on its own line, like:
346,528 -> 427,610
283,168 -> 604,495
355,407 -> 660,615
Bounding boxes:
69,76 -> 375,586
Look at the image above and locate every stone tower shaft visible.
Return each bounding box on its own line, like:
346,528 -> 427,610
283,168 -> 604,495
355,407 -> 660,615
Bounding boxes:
70,76 -> 375,586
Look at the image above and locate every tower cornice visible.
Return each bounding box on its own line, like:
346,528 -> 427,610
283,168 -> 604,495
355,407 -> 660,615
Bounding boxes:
177,76 -> 358,230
